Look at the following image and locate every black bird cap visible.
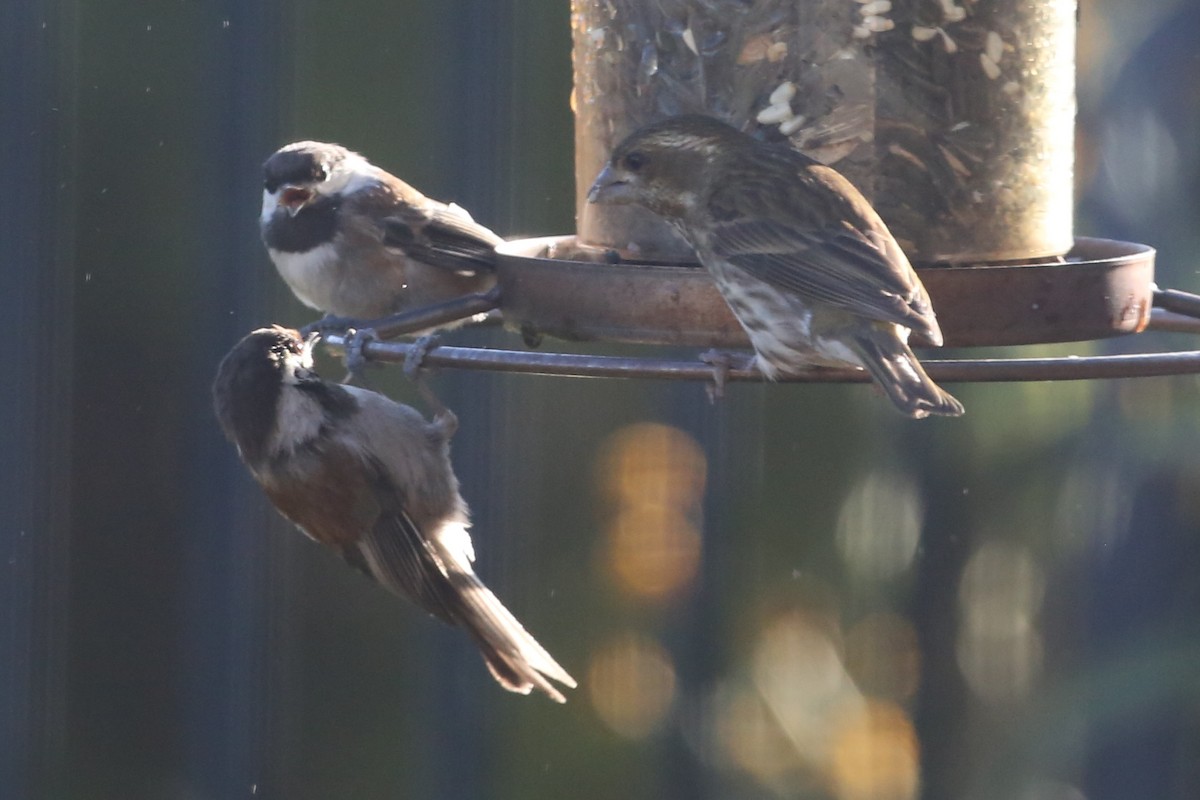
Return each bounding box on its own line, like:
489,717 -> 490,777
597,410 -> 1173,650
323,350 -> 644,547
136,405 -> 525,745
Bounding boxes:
214,325 -> 306,388
263,142 -> 347,193
241,324 -> 308,362
213,325 -> 357,465
212,326 -> 304,458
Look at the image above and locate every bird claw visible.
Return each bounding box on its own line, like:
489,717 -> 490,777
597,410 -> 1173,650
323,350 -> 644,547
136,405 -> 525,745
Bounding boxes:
403,335 -> 455,434
431,403 -> 458,439
301,313 -> 361,338
699,350 -> 754,402
341,327 -> 378,385
700,350 -> 733,402
403,334 -> 442,381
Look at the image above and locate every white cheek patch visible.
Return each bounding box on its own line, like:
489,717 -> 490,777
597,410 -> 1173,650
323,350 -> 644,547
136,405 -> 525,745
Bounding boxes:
261,189 -> 279,225
269,385 -> 327,455
321,152 -> 377,197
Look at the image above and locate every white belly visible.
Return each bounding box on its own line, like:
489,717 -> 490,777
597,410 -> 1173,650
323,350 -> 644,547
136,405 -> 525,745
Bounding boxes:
711,262 -> 866,378
268,242 -> 340,312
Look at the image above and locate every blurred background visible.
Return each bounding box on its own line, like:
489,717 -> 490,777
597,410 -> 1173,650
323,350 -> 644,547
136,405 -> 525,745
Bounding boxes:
4,1 -> 1200,798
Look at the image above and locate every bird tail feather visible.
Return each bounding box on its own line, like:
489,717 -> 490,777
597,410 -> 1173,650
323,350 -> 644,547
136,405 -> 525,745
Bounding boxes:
851,329 -> 964,419
446,569 -> 577,703
352,507 -> 575,703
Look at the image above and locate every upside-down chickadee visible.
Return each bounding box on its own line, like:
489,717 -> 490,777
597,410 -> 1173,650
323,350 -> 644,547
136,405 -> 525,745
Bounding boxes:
212,326 -> 576,702
260,141 -> 502,325
588,115 -> 963,419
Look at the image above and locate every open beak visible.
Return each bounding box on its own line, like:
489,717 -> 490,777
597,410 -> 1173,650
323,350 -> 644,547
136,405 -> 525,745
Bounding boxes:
280,185 -> 314,217
587,164 -> 632,204
301,329 -> 321,356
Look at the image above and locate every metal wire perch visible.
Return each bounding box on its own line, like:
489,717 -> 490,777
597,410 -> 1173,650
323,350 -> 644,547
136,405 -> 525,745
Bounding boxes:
321,272 -> 1200,388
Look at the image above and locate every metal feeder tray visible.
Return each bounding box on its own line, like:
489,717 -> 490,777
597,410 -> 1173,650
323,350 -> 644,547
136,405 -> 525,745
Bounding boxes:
328,236 -> 1200,385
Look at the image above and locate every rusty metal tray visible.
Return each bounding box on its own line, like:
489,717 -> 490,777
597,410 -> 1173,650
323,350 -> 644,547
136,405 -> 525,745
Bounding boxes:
494,236 -> 1155,349
326,236 -> 1200,386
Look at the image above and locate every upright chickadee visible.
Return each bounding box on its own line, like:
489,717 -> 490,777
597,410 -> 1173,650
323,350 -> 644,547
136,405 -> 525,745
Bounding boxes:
260,141 -> 502,326
589,115 -> 963,419
212,326 -> 576,702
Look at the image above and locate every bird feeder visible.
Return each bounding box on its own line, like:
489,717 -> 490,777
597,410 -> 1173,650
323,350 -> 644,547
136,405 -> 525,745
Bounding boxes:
571,0 -> 1075,264
335,0 -> 1200,386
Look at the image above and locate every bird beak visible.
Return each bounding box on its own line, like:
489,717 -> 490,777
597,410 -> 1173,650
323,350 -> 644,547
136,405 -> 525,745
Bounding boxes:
587,164 -> 632,205
302,329 -> 321,356
299,330 -> 320,367
280,185 -> 314,217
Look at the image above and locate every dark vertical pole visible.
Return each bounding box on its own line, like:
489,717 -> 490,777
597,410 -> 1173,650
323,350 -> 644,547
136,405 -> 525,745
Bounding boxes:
911,442 -> 973,800
180,2 -> 293,797
424,4 -> 517,797
0,1 -> 76,797
1083,470 -> 1200,800
665,387 -> 732,800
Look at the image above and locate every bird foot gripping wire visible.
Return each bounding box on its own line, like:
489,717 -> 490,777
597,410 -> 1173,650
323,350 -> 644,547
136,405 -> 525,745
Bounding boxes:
341,328 -> 379,385
699,349 -> 756,402
301,313 -> 365,340
404,334 -> 457,436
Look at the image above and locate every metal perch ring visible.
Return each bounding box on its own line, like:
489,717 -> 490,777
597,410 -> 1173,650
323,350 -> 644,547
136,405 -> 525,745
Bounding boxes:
319,235 -> 1200,385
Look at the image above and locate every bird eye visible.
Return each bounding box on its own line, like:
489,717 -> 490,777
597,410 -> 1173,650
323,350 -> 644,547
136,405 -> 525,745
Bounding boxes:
313,167 -> 327,182
624,152 -> 647,172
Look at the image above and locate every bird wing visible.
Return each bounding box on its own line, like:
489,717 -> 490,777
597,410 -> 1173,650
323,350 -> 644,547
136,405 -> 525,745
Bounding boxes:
344,177 -> 502,277
351,456 -> 576,701
278,388 -> 574,700
707,165 -> 941,343
381,200 -> 503,277
347,469 -> 462,625
260,443 -> 459,623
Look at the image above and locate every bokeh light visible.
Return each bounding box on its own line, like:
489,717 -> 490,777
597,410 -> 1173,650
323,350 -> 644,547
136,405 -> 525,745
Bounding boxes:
829,700 -> 920,800
836,471 -> 924,582
1052,465 -> 1133,555
843,613 -> 921,701
712,605 -> 925,798
587,632 -> 677,739
752,610 -> 862,766
1019,779 -> 1089,800
596,423 -> 707,602
957,539 -> 1046,703
712,682 -> 816,795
